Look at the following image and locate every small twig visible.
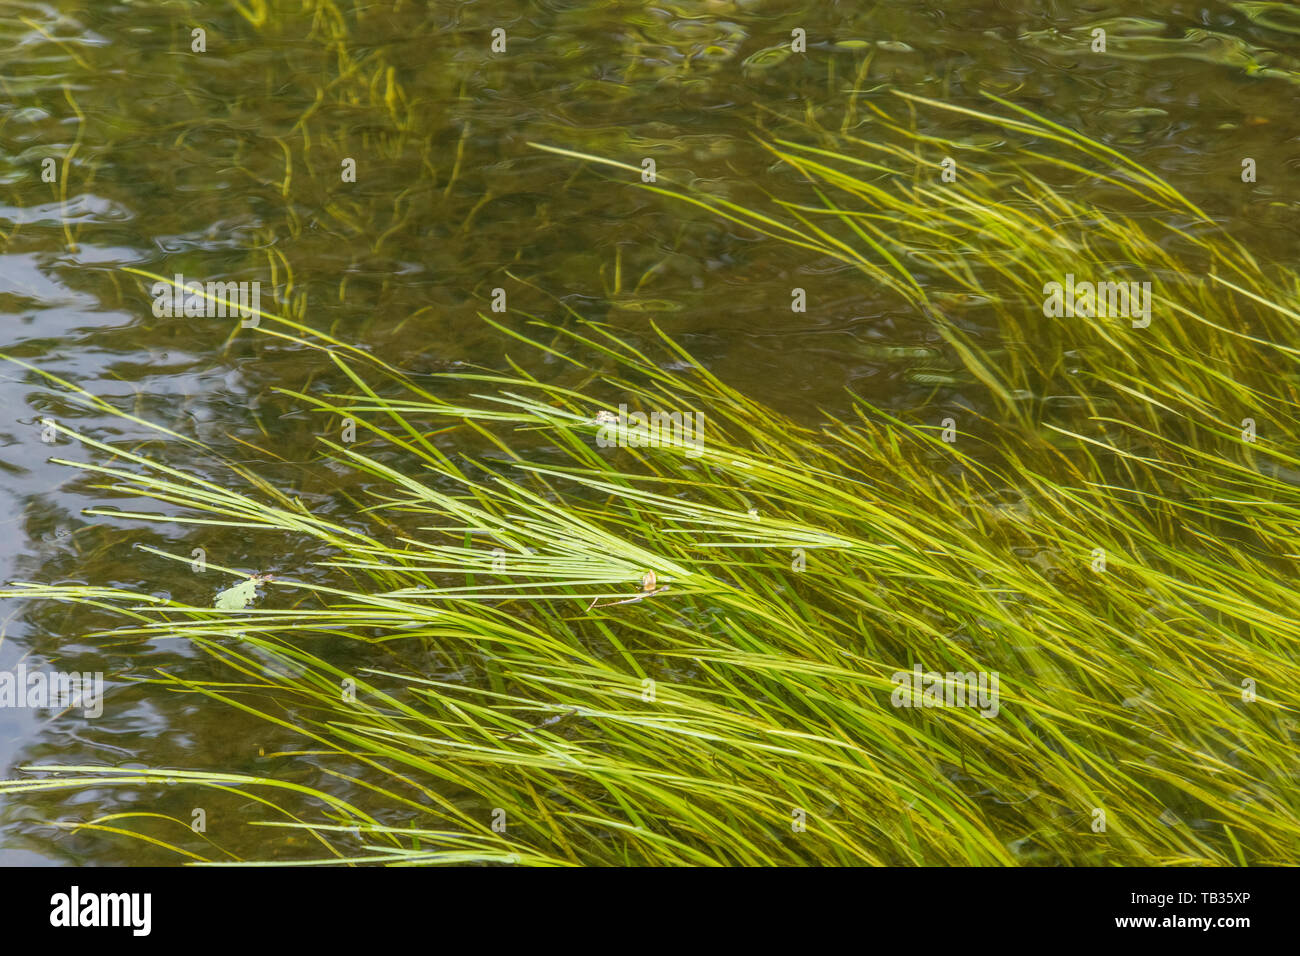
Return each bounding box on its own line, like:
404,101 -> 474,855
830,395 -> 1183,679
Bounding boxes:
586,570 -> 669,611
586,586 -> 669,611
500,708 -> 579,741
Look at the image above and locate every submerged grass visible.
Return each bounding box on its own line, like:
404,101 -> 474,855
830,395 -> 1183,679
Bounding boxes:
2,95 -> 1298,865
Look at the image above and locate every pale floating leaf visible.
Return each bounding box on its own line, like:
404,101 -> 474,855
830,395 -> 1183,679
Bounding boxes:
214,577 -> 261,610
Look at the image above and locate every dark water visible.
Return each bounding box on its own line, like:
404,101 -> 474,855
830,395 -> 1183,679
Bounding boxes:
1,0 -> 1298,863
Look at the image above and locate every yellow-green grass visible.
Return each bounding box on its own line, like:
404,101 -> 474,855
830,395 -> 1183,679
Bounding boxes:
1,94 -> 1297,865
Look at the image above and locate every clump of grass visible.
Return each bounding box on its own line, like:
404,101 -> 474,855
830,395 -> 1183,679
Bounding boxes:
2,95 -> 1298,865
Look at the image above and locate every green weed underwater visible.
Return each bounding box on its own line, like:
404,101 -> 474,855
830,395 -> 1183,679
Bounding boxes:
3,94 -> 1299,866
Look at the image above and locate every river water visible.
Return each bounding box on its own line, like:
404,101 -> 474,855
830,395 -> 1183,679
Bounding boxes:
1,0 -> 1297,863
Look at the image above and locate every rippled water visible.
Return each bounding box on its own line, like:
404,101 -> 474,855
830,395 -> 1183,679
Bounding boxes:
1,0 -> 1297,863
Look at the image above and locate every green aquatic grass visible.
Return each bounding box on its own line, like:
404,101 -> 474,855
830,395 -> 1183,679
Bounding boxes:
2,95 -> 1298,865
